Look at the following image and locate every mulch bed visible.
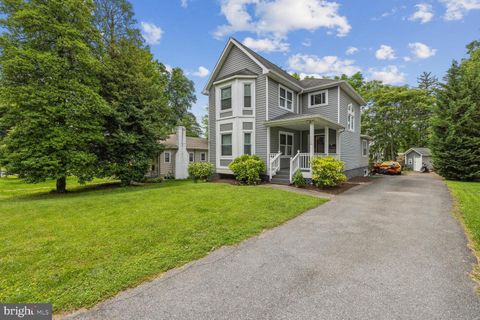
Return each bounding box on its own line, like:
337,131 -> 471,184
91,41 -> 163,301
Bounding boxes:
211,175 -> 373,195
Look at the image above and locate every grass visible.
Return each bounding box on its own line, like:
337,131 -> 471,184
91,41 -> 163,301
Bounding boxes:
447,181 -> 480,286
0,177 -> 326,313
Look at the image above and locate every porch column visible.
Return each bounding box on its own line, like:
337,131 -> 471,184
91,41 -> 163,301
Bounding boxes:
309,121 -> 314,173
324,126 -> 329,155
266,126 -> 271,177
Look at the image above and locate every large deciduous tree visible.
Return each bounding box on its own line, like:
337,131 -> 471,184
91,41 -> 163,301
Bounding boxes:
94,0 -> 170,184
431,41 -> 480,180
0,0 -> 108,192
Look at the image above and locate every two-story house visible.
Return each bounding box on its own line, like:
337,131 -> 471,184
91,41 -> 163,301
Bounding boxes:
203,38 -> 370,184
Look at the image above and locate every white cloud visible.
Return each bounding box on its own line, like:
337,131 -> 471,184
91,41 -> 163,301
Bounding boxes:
242,37 -> 289,52
409,3 -> 434,23
375,45 -> 396,60
192,66 -> 210,77
408,42 -> 437,59
302,38 -> 312,47
440,0 -> 480,20
346,46 -> 358,55
214,0 -> 351,39
288,54 -> 361,77
140,22 -> 163,45
368,65 -> 406,85
403,56 -> 412,62
180,0 -> 188,8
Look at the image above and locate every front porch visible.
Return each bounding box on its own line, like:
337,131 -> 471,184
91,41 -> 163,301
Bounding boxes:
265,114 -> 344,183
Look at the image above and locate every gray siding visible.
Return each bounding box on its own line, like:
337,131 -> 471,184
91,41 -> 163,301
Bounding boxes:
208,87 -> 216,164
339,88 -> 365,170
217,46 -> 262,78
159,150 -> 175,177
300,87 -> 339,123
268,77 -> 299,120
255,74 -> 267,165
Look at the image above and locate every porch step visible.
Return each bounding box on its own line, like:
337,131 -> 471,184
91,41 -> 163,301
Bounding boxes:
270,177 -> 290,185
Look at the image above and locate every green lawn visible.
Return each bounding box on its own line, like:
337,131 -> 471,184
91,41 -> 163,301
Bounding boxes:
0,178 -> 326,313
447,181 -> 480,283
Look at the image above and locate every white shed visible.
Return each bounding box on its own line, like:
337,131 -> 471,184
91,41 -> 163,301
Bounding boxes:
404,148 -> 433,172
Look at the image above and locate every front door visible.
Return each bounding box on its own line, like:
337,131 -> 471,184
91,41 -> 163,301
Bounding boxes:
279,132 -> 294,169
314,134 -> 325,153
413,156 -> 422,171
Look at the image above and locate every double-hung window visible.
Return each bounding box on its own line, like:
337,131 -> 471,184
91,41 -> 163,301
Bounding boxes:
221,134 -> 232,156
347,104 -> 355,132
244,132 -> 252,155
221,86 -> 232,110
362,140 -> 368,157
244,84 -> 252,108
279,86 -> 293,111
200,152 -> 206,161
189,152 -> 195,162
309,90 -> 328,107
279,132 -> 293,156
164,151 -> 171,163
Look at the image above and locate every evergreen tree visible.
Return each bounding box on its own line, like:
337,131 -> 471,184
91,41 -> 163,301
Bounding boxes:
417,71 -> 439,95
431,42 -> 480,180
0,0 -> 108,192
178,112 -> 203,137
94,0 -> 170,184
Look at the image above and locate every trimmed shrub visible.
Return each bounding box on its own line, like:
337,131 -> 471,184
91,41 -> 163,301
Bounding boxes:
311,156 -> 347,187
228,154 -> 266,185
188,162 -> 214,182
292,169 -> 306,188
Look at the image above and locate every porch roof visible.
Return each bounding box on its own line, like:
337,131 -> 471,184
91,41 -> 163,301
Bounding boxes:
264,113 -> 344,130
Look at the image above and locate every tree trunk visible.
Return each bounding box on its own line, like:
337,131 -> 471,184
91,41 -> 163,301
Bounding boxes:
56,177 -> 66,193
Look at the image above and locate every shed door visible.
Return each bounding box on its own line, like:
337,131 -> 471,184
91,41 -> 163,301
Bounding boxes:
413,155 -> 422,171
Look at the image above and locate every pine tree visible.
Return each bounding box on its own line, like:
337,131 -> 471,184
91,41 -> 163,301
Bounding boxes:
431,41 -> 480,180
0,0 -> 108,192
417,71 -> 439,95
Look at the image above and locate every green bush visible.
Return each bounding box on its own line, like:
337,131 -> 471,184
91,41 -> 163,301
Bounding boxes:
228,154 -> 266,185
311,156 -> 347,187
292,169 -> 306,188
188,162 -> 214,182
146,177 -> 164,183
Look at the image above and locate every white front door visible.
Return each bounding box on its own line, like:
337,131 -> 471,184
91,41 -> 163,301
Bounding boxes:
413,155 -> 422,171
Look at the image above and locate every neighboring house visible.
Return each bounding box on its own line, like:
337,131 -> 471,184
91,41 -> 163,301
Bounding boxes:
149,126 -> 208,179
203,38 -> 370,183
404,148 -> 433,172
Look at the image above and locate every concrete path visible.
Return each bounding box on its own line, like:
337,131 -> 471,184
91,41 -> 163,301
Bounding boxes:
67,173 -> 480,320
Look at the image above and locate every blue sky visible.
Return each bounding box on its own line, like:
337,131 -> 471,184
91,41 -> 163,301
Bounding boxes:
130,0 -> 480,123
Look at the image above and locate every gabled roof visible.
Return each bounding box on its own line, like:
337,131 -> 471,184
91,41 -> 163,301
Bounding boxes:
202,38 -> 366,105
299,78 -> 339,89
161,134 -> 208,150
405,147 -> 432,156
215,68 -> 258,82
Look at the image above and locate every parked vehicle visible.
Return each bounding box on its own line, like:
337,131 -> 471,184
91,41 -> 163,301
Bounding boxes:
372,161 -> 402,175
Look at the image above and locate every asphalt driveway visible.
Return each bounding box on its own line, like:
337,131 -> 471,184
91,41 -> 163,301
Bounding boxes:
67,173 -> 480,320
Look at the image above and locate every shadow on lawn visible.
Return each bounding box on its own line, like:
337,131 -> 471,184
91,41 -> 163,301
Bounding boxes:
0,180 -> 191,202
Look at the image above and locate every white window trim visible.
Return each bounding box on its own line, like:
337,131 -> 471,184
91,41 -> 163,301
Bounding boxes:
220,84 -> 233,111
242,131 -> 254,155
220,132 -> 233,159
347,103 -> 355,132
279,131 -> 294,157
362,140 -> 368,157
278,85 -> 294,112
189,152 -> 195,162
242,81 -> 255,110
200,152 -> 206,161
308,89 -> 328,108
164,151 -> 171,163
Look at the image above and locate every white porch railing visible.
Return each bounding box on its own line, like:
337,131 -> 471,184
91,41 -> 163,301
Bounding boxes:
269,152 -> 282,180
289,150 -> 301,183
299,153 -> 340,171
